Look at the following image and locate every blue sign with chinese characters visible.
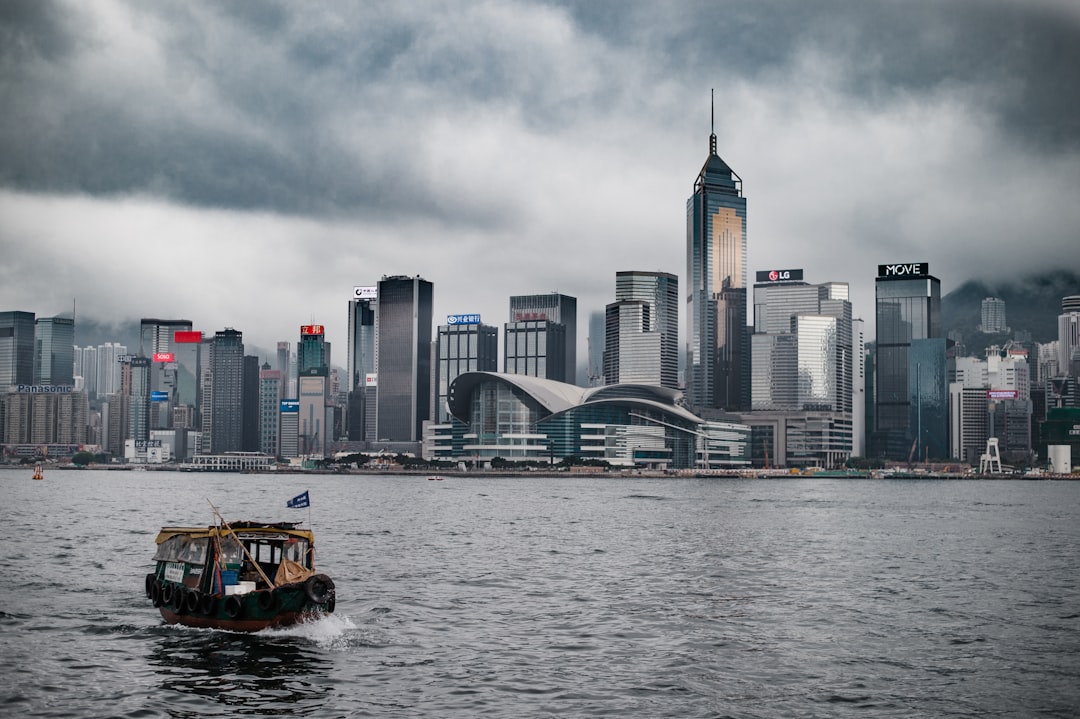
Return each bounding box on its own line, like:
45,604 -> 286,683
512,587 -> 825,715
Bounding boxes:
447,314 -> 481,325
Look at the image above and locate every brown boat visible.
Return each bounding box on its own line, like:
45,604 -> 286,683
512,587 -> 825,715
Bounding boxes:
146,520 -> 335,632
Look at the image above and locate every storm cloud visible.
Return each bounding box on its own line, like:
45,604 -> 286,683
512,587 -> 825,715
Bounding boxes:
1,0 -> 1078,357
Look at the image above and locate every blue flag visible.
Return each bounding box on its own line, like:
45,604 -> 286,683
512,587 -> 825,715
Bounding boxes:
286,491 -> 310,509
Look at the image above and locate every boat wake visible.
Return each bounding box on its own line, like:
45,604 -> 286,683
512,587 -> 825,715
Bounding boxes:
261,612 -> 366,648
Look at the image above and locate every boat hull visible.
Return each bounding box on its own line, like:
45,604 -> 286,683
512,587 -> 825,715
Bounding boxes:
157,606 -> 324,632
148,574 -> 335,633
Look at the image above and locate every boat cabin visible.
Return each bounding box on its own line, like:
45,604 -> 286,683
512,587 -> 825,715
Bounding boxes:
154,521 -> 315,594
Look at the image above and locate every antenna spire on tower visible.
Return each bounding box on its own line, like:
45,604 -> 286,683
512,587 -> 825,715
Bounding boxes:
709,88 -> 717,156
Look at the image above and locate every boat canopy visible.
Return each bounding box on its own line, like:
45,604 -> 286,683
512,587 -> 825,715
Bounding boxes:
155,522 -> 315,546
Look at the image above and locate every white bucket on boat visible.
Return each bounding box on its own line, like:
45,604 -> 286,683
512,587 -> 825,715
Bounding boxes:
225,581 -> 256,595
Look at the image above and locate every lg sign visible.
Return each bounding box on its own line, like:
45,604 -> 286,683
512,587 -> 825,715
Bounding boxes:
878,262 -> 929,278
755,268 -> 803,283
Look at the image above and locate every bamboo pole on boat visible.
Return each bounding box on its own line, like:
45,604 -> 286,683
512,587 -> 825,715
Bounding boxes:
206,499 -> 276,590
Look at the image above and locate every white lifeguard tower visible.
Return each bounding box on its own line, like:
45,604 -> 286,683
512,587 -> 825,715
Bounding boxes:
979,437 -> 1003,474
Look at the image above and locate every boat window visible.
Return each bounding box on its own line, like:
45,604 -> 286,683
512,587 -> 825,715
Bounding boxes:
178,537 -> 208,565
154,535 -> 190,562
255,542 -> 276,563
218,535 -> 243,566
283,538 -> 309,565
154,535 -> 210,564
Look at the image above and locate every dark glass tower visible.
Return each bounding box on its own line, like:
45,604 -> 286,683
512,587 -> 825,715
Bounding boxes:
873,263 -> 942,460
686,93 -> 748,413
0,311 -> 36,389
209,328 -> 244,453
34,315 -> 75,386
376,275 -> 434,442
508,293 -> 577,384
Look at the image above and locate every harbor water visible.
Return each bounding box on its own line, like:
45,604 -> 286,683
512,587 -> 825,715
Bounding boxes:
1,469 -> 1078,718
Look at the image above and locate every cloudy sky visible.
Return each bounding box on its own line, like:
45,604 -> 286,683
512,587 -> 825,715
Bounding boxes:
2,0 -> 1078,366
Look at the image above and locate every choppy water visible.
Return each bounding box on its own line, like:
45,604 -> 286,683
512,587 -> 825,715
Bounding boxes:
1,469 -> 1078,718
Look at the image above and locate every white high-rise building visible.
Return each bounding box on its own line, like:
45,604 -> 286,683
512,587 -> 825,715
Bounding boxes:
852,317 -> 866,457
1035,341 -> 1060,384
980,297 -> 1008,334
953,356 -> 989,388
1059,296 -> 1080,377
988,349 -> 1030,399
97,342 -> 127,397
603,271 -> 678,389
74,345 -> 98,396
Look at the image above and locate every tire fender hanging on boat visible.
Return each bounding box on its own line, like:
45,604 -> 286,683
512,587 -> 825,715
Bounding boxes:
197,593 -> 216,615
224,595 -> 243,619
303,574 -> 336,604
256,590 -> 277,612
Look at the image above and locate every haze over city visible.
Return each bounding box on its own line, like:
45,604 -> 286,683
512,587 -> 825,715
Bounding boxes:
2,0 -> 1079,354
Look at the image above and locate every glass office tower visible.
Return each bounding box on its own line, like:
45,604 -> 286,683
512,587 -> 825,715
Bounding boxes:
436,319 -> 498,423
874,263 -> 942,460
34,315 -> 75,386
376,275 -> 434,443
209,328 -> 245,453
686,96 -> 748,413
0,311 -> 36,389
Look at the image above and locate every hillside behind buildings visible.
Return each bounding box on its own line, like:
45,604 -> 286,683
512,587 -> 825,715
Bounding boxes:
941,269 -> 1080,357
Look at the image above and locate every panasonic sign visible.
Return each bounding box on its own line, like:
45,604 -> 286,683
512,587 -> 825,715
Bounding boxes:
878,262 -> 929,278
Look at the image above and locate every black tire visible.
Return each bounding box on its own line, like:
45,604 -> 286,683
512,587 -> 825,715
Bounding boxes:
325,595 -> 336,614
151,580 -> 164,608
224,595 -> 243,619
161,582 -> 174,606
183,590 -> 200,614
197,593 -> 216,615
173,589 -> 189,615
303,574 -> 336,604
256,590 -> 277,612
145,573 -> 156,599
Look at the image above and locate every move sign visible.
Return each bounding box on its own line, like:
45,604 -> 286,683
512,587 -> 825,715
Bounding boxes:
878,262 -> 929,278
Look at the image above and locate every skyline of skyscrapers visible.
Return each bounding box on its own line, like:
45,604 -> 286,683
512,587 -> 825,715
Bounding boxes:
1,108 -> 1077,468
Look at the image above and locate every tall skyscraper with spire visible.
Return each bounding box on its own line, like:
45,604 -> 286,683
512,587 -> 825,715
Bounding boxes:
686,91 -> 748,413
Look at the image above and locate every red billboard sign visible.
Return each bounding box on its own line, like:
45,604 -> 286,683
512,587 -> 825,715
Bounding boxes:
153,352 -> 175,363
173,331 -> 203,343
300,325 -> 324,336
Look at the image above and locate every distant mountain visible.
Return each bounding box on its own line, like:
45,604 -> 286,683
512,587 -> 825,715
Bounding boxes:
942,269 -> 1079,355
73,319 -> 279,364
74,318 -> 141,351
